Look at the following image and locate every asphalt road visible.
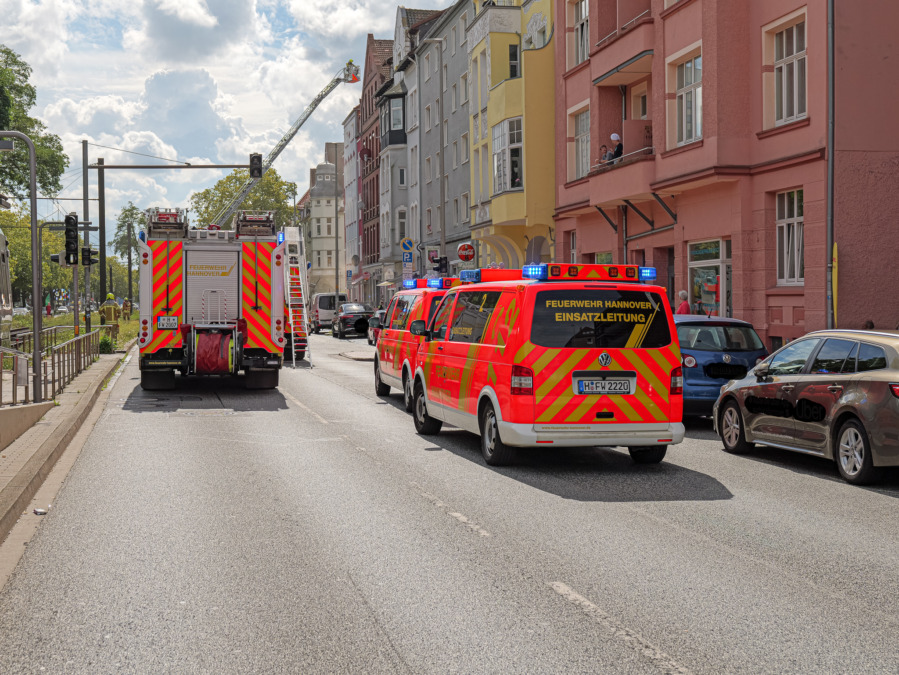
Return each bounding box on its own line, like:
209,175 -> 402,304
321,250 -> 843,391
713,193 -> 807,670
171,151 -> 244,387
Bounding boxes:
0,332 -> 897,673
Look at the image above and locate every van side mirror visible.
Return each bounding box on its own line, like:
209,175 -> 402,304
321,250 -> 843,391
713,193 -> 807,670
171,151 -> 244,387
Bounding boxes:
754,362 -> 770,379
409,319 -> 428,338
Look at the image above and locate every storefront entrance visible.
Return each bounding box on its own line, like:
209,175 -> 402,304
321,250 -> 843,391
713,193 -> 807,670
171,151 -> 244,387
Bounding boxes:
688,239 -> 732,317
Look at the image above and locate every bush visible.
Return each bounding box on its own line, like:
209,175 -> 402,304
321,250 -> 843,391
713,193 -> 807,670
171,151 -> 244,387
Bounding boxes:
98,336 -> 114,354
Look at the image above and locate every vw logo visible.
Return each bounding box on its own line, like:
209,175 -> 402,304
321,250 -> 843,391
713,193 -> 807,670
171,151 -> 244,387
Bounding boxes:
598,352 -> 612,367
723,353 -> 732,364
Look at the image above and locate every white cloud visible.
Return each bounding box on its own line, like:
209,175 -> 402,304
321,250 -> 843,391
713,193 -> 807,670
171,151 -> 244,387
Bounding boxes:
154,0 -> 218,27
1,0 -> 82,76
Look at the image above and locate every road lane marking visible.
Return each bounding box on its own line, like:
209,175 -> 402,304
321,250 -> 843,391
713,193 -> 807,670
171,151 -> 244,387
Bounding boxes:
549,582 -> 692,675
410,483 -> 491,537
282,390 -> 329,424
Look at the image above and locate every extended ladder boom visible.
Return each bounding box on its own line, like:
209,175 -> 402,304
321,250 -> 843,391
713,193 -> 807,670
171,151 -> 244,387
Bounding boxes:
210,60 -> 360,229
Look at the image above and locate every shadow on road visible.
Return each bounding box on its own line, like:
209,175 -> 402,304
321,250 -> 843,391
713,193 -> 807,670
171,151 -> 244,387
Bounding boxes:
121,374 -> 289,413
423,428 -> 734,503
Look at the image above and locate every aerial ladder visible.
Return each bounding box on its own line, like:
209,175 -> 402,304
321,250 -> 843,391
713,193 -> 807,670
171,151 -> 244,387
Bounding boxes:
209,59 -> 361,229
283,227 -> 312,368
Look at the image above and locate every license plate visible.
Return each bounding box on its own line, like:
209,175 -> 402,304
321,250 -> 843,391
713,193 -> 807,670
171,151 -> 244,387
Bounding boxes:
577,379 -> 631,395
156,316 -> 178,330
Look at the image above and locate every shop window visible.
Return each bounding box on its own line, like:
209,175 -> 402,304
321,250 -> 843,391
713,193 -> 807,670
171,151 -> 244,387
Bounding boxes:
688,239 -> 732,317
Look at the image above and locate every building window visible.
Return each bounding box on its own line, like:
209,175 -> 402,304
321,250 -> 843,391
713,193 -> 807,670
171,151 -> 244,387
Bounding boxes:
443,64 -> 448,91
461,193 -> 470,222
425,105 -> 431,130
426,157 -> 432,182
327,251 -> 332,267
569,231 -> 577,263
776,189 -> 804,285
676,55 -> 702,145
411,147 -> 418,186
426,208 -> 432,235
638,94 -> 647,119
327,222 -> 332,236
509,44 -> 520,79
316,222 -> 321,236
574,109 -> 590,179
451,84 -> 457,112
775,22 -> 807,125
390,98 -> 403,130
453,198 -> 459,225
452,141 -> 459,168
595,252 -> 613,264
461,73 -> 468,102
398,168 -> 406,186
573,0 -> 589,67
688,239 -> 733,317
461,133 -> 469,162
492,117 -> 523,194
316,251 -> 321,267
443,120 -> 448,146
452,27 -> 457,54
537,27 -> 546,48
425,54 -> 430,79
397,208 -> 407,242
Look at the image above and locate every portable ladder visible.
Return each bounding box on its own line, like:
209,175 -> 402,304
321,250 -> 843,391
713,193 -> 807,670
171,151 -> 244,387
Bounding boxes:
283,227 -> 311,368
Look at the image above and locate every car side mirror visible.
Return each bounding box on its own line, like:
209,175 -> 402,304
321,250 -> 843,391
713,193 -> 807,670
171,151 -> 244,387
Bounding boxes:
409,319 -> 428,338
754,363 -> 770,379
368,317 -> 380,329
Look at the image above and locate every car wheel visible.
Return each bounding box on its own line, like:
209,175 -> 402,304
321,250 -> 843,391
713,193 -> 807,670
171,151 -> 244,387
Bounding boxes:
402,373 -> 414,413
720,400 -> 753,454
836,418 -> 880,485
338,325 -> 346,339
480,403 -> 515,466
628,446 -> 667,464
374,360 -> 390,396
413,381 -> 442,435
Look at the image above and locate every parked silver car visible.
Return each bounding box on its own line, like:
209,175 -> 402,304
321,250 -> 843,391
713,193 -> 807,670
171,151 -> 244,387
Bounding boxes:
713,329 -> 899,485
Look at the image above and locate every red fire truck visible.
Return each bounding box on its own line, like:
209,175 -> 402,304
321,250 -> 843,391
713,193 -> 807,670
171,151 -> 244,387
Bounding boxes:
137,208 -> 287,390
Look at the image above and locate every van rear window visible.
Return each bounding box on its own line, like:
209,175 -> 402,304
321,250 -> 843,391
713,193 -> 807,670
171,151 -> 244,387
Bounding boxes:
531,289 -> 672,349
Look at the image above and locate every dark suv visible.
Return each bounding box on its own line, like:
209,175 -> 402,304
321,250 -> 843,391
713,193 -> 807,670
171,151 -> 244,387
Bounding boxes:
332,303 -> 374,339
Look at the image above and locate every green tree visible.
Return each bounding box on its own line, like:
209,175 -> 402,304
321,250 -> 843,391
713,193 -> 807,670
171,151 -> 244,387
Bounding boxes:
0,207 -> 73,307
188,168 -> 295,229
111,201 -> 143,304
0,46 -> 69,198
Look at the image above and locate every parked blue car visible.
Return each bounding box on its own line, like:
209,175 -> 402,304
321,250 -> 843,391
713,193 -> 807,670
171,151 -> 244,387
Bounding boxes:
674,315 -> 768,417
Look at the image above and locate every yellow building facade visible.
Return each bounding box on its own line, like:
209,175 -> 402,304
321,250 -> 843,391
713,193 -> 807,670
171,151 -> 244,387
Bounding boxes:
467,0 -> 555,267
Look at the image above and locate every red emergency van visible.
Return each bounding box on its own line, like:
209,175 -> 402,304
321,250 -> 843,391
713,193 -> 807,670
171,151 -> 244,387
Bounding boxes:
409,263 -> 684,466
374,278 -> 463,411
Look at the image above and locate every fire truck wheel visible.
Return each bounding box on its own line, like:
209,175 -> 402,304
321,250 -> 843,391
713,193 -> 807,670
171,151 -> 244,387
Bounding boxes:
480,403 -> 515,466
245,369 -> 279,390
628,446 -> 667,464
140,369 -> 175,390
413,381 -> 442,435
375,360 -> 390,396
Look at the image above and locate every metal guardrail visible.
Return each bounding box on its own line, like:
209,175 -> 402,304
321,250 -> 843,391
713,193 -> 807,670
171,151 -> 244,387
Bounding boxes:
9,325 -> 74,356
0,330 -> 101,406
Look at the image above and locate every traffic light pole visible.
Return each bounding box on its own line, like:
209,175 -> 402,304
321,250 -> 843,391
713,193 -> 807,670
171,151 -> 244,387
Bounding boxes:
82,140 -> 91,332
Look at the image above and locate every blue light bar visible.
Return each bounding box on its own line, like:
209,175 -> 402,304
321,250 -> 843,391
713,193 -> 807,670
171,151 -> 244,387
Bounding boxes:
639,266 -> 657,282
459,269 -> 481,283
522,264 -> 548,280
427,278 -> 443,288
277,231 -> 285,244
403,279 -> 418,289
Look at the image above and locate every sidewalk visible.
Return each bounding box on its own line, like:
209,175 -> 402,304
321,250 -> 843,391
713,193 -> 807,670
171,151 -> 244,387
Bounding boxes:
0,344 -> 133,546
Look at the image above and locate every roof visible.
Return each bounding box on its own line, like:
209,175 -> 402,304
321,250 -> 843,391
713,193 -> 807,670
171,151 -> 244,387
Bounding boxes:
673,315 -> 755,327
371,39 -> 393,78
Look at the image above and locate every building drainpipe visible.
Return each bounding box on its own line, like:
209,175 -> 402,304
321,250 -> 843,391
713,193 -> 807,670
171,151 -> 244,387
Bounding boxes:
826,0 -> 835,329
621,205 -> 628,263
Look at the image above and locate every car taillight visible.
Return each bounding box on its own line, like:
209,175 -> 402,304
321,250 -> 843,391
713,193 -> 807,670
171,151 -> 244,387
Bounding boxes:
890,384 -> 899,398
670,367 -> 683,395
683,355 -> 697,368
511,365 -> 534,395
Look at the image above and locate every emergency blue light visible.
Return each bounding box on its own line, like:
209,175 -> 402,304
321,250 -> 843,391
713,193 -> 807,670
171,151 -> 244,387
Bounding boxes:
459,269 -> 481,283
277,232 -> 285,244
403,279 -> 418,289
639,266 -> 657,282
522,264 -> 548,280
427,278 -> 443,288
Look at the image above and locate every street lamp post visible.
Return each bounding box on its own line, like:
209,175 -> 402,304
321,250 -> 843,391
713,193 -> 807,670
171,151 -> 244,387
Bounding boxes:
0,131 -> 43,401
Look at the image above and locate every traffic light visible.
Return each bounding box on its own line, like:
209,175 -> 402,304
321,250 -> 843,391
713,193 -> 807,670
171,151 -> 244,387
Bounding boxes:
432,256 -> 448,275
81,247 -> 99,266
249,153 -> 263,178
64,213 -> 79,265
50,253 -> 70,268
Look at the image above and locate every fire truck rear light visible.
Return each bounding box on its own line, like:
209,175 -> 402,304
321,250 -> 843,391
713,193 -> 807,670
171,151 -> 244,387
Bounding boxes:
511,365 -> 534,395
141,331 -> 148,338
142,252 -> 148,258
142,319 -> 148,325
567,266 -> 578,277
671,367 -> 684,395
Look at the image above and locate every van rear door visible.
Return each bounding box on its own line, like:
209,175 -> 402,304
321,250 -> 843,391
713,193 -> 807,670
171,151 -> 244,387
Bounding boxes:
523,287 -> 680,428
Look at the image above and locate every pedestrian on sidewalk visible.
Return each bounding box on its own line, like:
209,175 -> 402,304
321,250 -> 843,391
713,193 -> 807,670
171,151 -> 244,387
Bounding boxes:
676,290 -> 691,315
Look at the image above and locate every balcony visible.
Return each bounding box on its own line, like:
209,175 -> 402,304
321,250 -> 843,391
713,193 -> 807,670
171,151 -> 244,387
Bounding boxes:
591,15 -> 654,88
468,0 -> 520,51
587,123 -> 656,207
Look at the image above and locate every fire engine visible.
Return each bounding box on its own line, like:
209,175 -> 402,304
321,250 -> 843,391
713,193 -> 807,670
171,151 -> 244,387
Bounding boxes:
137,208 -> 287,390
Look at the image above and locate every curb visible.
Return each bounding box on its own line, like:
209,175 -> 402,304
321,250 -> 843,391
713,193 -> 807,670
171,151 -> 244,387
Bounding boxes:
0,340 -> 135,546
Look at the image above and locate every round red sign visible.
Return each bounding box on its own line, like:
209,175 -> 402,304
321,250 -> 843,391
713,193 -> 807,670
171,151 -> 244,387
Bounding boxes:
457,242 -> 475,262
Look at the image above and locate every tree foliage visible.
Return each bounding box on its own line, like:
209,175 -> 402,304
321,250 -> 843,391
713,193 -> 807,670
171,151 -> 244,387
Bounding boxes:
0,45 -> 69,198
0,207 -> 73,306
111,201 -> 142,262
188,168 -> 296,229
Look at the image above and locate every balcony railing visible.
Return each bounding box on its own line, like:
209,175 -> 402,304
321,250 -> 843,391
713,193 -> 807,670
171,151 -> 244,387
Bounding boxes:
590,145 -> 654,174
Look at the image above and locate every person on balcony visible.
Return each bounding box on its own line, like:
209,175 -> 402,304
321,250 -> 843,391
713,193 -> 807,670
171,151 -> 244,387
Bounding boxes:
599,144 -> 614,165
610,133 -> 623,163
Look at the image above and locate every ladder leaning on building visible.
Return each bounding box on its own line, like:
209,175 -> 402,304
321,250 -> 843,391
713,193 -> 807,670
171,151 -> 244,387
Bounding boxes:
283,227 -> 312,368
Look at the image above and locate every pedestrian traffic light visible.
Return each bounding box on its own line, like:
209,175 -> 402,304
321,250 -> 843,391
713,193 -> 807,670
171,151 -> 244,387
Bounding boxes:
249,153 -> 263,178
81,247 -> 99,266
64,213 -> 79,265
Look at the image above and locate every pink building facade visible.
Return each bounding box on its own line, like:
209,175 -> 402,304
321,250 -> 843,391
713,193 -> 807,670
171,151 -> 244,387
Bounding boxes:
554,0 -> 899,349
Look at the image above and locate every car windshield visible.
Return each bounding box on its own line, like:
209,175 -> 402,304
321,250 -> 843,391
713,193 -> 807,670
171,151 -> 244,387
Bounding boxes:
531,289 -> 672,349
676,323 -> 765,352
341,304 -> 367,313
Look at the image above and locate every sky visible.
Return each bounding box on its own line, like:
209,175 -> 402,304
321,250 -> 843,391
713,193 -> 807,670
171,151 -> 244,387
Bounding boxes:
2,0 -> 452,234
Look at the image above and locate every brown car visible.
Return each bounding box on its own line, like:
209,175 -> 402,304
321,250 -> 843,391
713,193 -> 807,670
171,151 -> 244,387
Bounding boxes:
713,329 -> 899,485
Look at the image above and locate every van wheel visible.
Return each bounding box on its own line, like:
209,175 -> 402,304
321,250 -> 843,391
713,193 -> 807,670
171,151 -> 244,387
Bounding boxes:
720,400 -> 753,454
480,403 -> 515,466
628,446 -> 667,464
140,369 -> 175,390
375,360 -> 390,396
413,381 -> 442,435
836,418 -> 880,485
402,373 -> 414,412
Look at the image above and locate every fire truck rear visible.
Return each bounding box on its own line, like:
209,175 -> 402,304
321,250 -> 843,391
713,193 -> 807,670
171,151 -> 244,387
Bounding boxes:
137,208 -> 287,390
